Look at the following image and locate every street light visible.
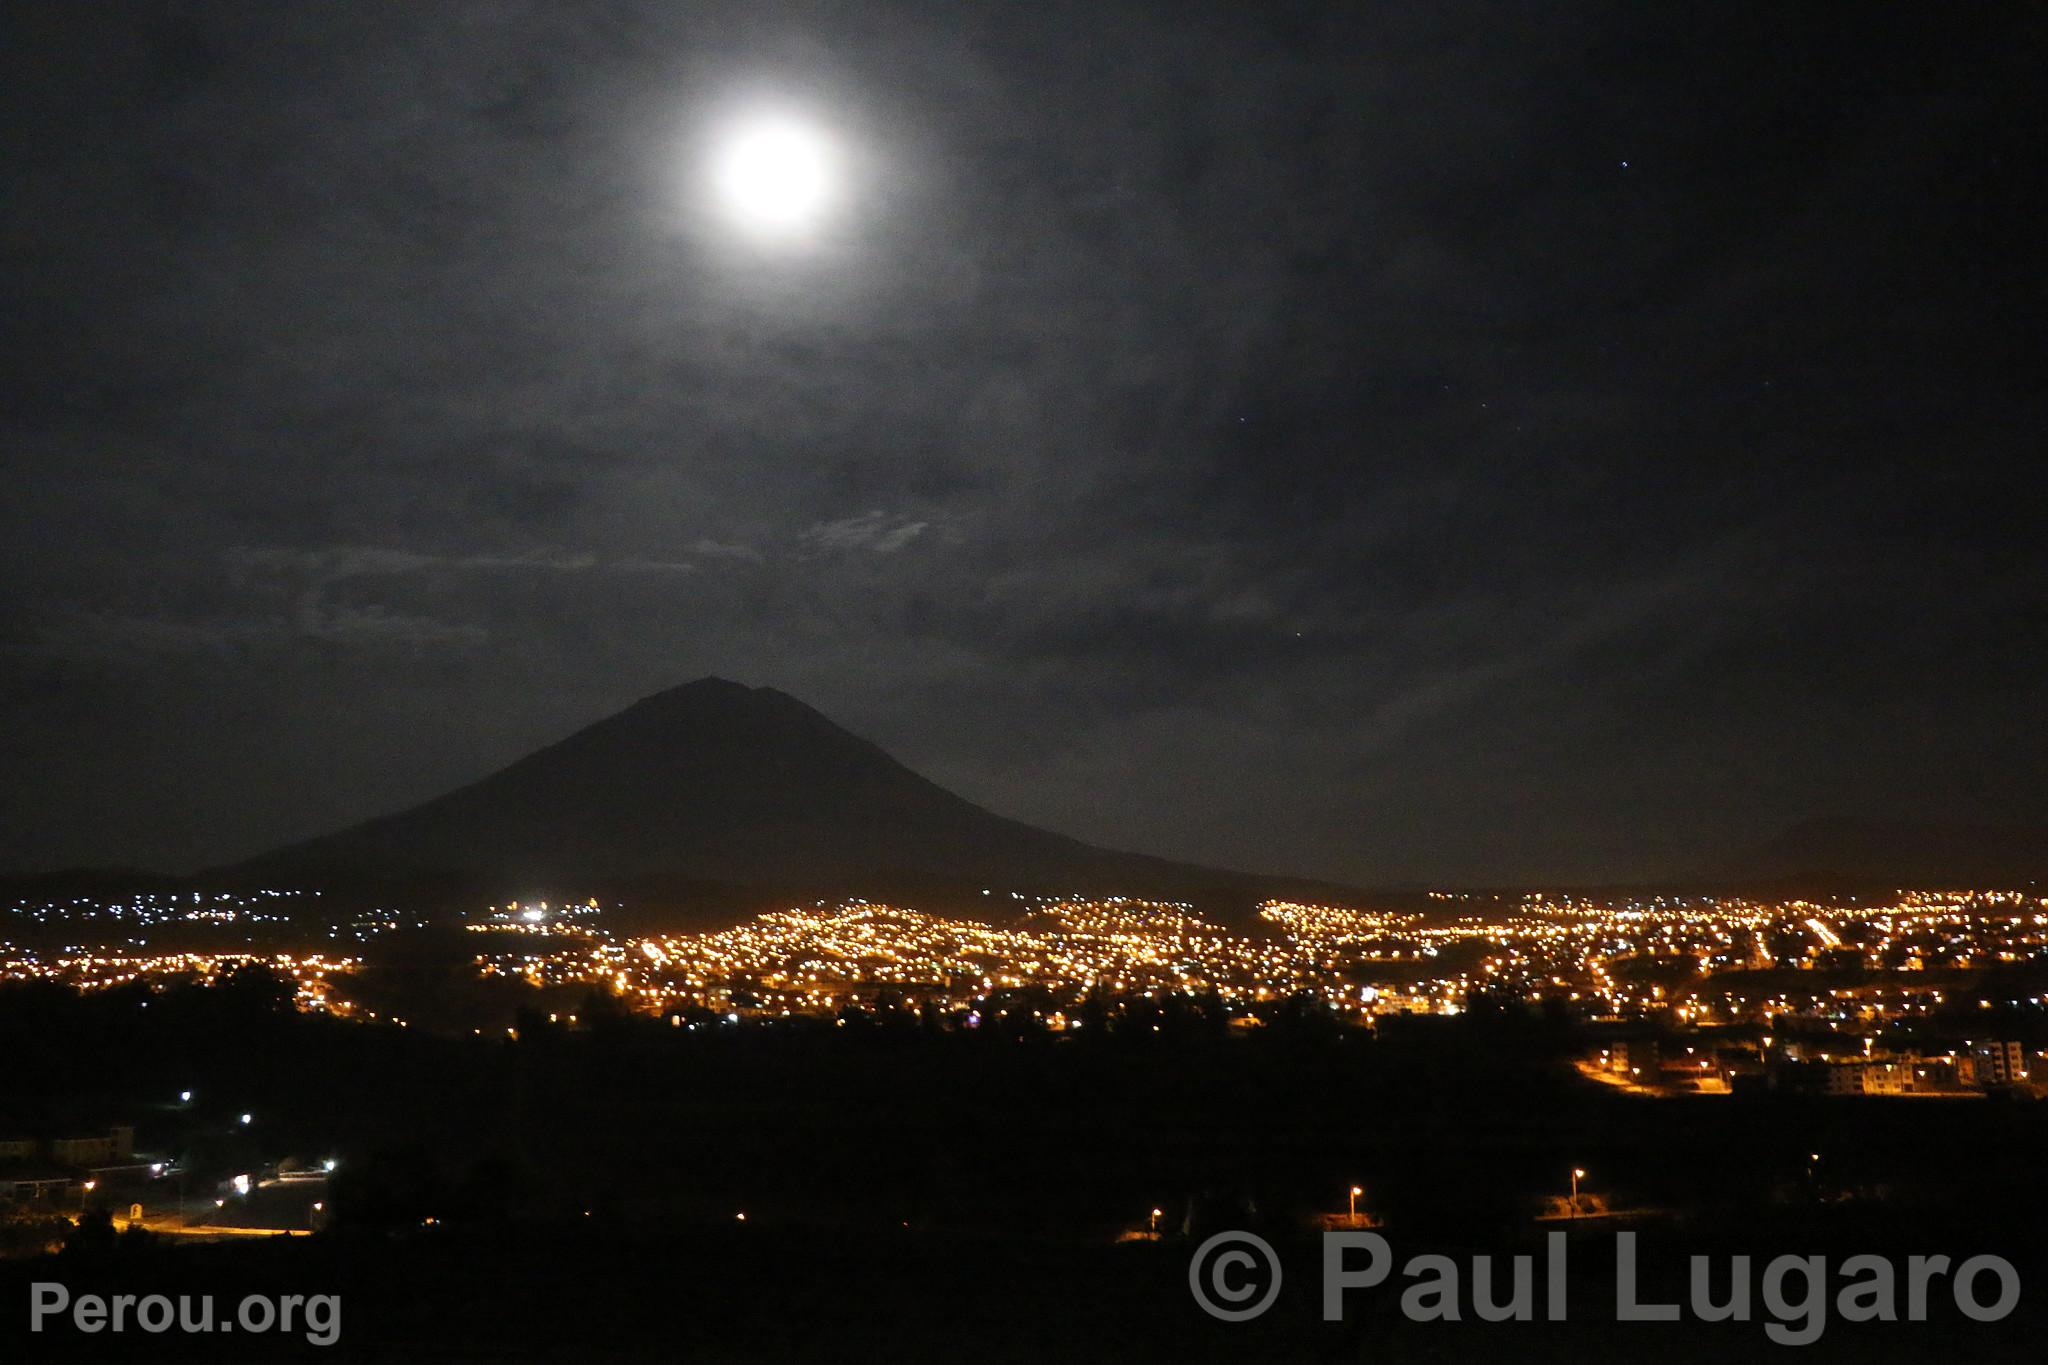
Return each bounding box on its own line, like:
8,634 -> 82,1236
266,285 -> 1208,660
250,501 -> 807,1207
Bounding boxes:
239,1113 -> 252,1126
1349,1185 -> 1364,1221
1149,1207 -> 1162,1234
1570,1167 -> 1586,1216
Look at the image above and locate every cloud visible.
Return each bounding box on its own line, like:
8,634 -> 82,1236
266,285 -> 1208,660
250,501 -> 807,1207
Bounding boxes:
309,605 -> 490,648
12,603 -> 488,658
455,551 -> 600,572
227,546 -> 603,579
609,558 -> 698,574
687,538 -> 763,562
10,545 -> 710,658
226,545 -> 604,643
798,512 -> 931,555
10,612 -> 257,660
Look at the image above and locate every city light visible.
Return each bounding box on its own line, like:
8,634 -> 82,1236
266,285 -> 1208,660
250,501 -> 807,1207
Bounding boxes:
5,888 -> 2045,1100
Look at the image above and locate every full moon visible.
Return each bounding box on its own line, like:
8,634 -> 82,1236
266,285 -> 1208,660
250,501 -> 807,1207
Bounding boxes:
709,116 -> 838,240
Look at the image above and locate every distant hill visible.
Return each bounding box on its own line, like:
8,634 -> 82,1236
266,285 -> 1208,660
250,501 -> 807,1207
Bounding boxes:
0,866 -> 185,900
228,678 -> 1351,921
1721,817 -> 2048,889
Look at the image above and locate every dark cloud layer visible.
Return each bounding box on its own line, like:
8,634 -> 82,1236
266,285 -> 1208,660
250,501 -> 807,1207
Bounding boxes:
2,2 -> 2043,883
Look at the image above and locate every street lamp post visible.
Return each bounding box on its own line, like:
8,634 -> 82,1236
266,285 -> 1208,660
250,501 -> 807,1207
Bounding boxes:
1570,1167 -> 1586,1216
1349,1185 -> 1363,1222
1149,1207 -> 1162,1235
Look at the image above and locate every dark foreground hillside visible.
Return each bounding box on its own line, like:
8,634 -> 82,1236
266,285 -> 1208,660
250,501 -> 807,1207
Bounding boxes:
3,981 -> 2046,1360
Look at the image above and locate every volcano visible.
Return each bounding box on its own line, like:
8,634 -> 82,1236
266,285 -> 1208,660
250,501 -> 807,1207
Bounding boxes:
233,678 -> 1345,916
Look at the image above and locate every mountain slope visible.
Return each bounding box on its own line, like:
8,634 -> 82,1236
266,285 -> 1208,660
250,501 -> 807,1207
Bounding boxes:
235,678 -> 1337,911
1722,817 -> 2048,888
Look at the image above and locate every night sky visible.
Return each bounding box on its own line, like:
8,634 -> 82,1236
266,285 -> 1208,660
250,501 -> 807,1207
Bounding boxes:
3,3 -> 2043,885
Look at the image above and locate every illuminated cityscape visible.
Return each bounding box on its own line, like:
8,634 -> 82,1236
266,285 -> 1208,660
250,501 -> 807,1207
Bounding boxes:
15,886 -> 2037,1093
459,890 -> 2048,1041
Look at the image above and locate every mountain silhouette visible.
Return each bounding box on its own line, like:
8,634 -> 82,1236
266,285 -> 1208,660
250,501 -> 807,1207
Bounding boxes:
1720,816 -> 2048,889
234,678 -> 1347,916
